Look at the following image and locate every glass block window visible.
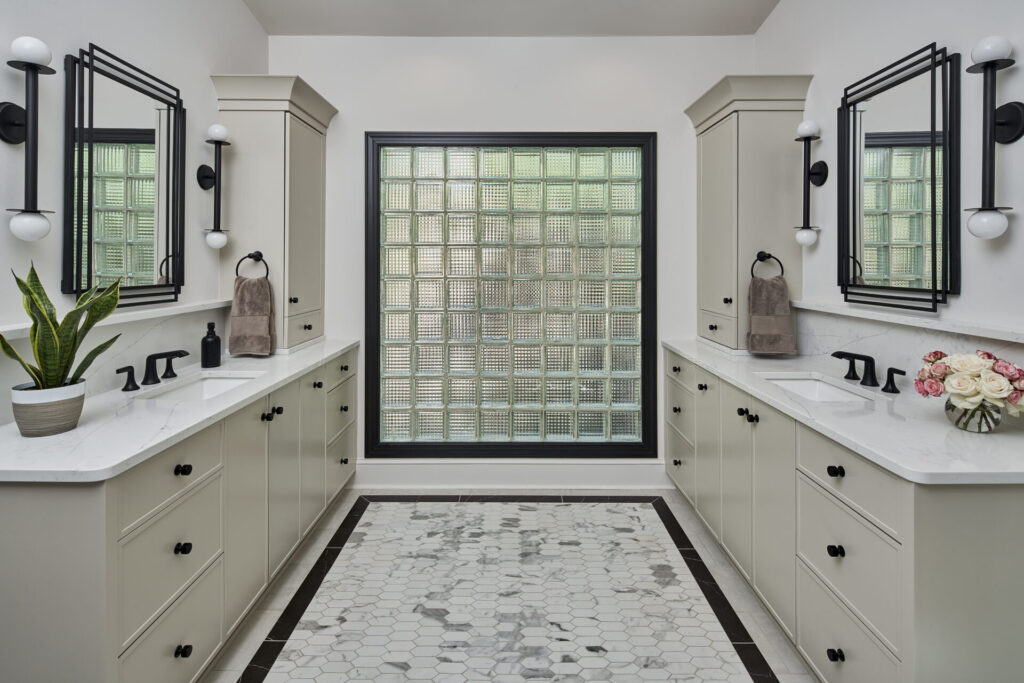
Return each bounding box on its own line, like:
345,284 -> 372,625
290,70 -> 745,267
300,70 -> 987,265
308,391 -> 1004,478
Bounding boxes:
372,137 -> 652,454
861,141 -> 942,289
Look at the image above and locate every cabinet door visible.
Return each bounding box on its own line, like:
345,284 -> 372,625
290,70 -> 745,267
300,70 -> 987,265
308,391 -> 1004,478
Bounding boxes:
268,379 -> 302,577
299,369 -> 327,536
223,400 -> 268,634
693,368 -> 722,539
665,425 -> 695,504
697,113 -> 738,317
751,398 -> 796,637
327,424 -> 357,502
285,114 -> 325,316
720,381 -> 753,579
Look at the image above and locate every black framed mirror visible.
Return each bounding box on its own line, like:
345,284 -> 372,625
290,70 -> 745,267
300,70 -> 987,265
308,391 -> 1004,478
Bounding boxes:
838,43 -> 960,311
62,44 -> 185,306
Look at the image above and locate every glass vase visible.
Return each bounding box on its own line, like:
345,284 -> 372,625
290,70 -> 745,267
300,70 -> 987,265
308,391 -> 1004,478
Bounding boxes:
944,397 -> 1003,433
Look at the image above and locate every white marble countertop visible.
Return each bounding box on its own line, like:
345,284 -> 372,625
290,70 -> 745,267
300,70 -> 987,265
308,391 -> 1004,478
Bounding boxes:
663,339 -> 1024,485
0,339 -> 358,483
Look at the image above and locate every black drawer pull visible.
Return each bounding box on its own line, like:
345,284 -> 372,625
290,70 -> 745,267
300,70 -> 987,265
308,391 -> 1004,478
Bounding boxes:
826,544 -> 846,558
672,459 -> 681,466
723,297 -> 733,304
340,405 -> 349,412
746,413 -> 759,423
708,324 -> 718,331
173,464 -> 193,476
340,457 -> 349,465
672,406 -> 681,413
340,364 -> 350,371
826,648 -> 845,663
273,406 -> 284,415
303,324 -> 313,331
261,411 -> 274,422
289,297 -> 299,303
174,644 -> 194,659
826,465 -> 846,478
697,383 -> 708,391
313,381 -> 323,389
672,365 -> 681,373
737,407 -> 748,416
173,542 -> 193,556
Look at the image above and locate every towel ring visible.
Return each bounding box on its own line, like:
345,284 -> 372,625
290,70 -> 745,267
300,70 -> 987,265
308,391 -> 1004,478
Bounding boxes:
236,250 -> 270,278
750,251 -> 784,278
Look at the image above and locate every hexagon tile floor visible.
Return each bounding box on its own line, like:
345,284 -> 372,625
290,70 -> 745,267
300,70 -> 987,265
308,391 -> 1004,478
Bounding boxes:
240,496 -> 773,682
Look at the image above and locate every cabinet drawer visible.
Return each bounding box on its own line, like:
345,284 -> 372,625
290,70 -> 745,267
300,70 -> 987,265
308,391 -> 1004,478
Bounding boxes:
798,474 -> 903,654
326,376 -> 357,442
284,309 -> 323,347
324,347 -> 358,390
664,349 -> 695,387
116,425 -> 222,536
797,561 -> 899,683
327,424 -> 356,501
119,559 -> 224,683
665,379 -> 695,444
698,309 -> 738,348
119,476 -> 223,649
665,424 -> 695,504
798,426 -> 911,540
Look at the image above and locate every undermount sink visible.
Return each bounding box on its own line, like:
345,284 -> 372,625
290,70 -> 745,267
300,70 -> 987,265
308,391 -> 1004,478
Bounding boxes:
134,371 -> 265,403
755,372 -> 880,403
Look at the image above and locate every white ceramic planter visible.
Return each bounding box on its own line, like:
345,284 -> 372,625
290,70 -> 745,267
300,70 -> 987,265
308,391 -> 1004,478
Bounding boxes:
11,380 -> 86,437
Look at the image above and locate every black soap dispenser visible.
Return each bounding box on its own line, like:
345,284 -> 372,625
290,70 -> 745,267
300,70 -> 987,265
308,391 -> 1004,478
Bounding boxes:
201,322 -> 222,368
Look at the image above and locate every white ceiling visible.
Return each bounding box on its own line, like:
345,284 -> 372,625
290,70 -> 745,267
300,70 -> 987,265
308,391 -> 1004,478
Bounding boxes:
242,0 -> 780,37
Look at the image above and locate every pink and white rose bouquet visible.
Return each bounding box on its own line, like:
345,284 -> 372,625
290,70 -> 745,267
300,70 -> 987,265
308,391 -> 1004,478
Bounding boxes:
915,350 -> 1023,429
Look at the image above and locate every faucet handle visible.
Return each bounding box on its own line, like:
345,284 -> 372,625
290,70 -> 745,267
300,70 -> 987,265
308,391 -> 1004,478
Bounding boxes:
162,351 -> 190,379
116,366 -> 140,392
831,352 -> 860,381
882,367 -> 906,394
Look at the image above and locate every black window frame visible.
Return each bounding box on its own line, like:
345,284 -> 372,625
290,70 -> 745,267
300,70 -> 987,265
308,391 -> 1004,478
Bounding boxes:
365,132 -> 657,459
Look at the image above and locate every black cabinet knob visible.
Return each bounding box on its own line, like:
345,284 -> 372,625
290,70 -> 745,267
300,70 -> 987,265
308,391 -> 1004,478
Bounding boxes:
672,365 -> 681,373
340,364 -> 350,371
340,405 -> 349,412
303,324 -> 313,331
174,644 -> 194,659
708,324 -> 718,331
261,411 -> 274,422
313,381 -> 323,389
737,407 -> 748,416
672,459 -> 682,466
340,457 -> 349,465
723,297 -> 733,304
173,464 -> 193,476
826,465 -> 846,478
697,383 -> 708,391
273,406 -> 284,415
746,413 -> 759,423
826,544 -> 846,558
289,297 -> 299,304
672,406 -> 681,413
826,648 -> 845,662
173,542 -> 193,555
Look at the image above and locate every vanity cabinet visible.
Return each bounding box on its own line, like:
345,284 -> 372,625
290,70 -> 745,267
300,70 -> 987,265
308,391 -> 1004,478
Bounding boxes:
267,379 -> 303,577
693,366 -> 722,538
664,351 -> 695,503
300,369 -> 328,536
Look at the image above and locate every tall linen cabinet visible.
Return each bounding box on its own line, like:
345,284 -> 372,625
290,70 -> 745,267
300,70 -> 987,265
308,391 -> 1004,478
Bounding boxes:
212,76 -> 338,350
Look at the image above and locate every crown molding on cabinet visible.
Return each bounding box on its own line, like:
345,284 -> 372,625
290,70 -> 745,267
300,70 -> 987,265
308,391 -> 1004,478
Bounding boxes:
685,74 -> 813,133
211,75 -> 339,133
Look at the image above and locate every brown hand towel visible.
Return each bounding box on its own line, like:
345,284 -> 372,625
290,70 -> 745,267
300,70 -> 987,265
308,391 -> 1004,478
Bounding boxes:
747,275 -> 797,355
229,275 -> 276,356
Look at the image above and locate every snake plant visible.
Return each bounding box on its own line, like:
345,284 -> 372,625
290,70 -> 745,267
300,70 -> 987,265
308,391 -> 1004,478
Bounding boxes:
0,265 -> 121,390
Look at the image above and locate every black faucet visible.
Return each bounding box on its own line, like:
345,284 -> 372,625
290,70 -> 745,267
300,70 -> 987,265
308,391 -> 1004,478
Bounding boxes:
831,351 -> 879,387
142,350 -> 190,386
882,367 -> 906,394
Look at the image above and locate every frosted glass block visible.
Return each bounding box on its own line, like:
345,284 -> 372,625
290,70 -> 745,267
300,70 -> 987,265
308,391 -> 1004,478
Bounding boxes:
579,345 -> 607,373
545,183 -> 574,212
578,378 -> 607,405
863,147 -> 889,178
610,411 -> 640,440
416,247 -> 443,276
611,248 -> 640,276
480,148 -> 510,178
381,147 -> 412,178
863,246 -> 889,276
481,378 -> 510,405
545,214 -> 574,243
513,215 -> 542,243
513,312 -> 541,340
578,149 -> 608,178
95,177 -> 125,208
545,345 -> 573,374
415,279 -> 443,309
382,180 -> 412,211
480,182 -> 510,211
545,247 -> 573,276
545,378 -> 574,405
890,147 -> 924,178
448,247 -> 478,276
579,248 -> 607,276
127,211 -> 154,241
545,148 -> 575,178
448,279 -> 477,309
415,312 -> 443,340
481,281 -> 509,308
448,378 -> 478,406
579,313 -> 607,340
512,182 -> 542,211
415,377 -> 444,406
383,279 -> 411,309
611,378 -> 640,406
546,280 -> 573,308
93,211 -> 125,241
481,247 -> 509,276
545,312 -> 574,340
94,143 -> 125,174
514,248 -> 542,276
383,345 -> 411,374
611,215 -> 640,243
890,213 -> 923,242
414,147 -> 444,178
513,412 -> 542,439
447,181 -> 477,211
579,281 -> 607,308
416,344 -> 444,373
95,244 -> 124,274
481,344 -> 510,374
382,378 -> 411,407
513,280 -> 541,308
513,378 -> 542,405
383,313 -> 411,341
415,181 -> 444,212
925,180 -> 942,211
447,214 -> 476,243
448,312 -> 477,341
610,182 -> 640,212
512,149 -> 542,178
415,411 -> 444,440
890,181 -> 922,211
578,182 -> 608,212
383,247 -> 411,276
447,147 -> 477,178
481,312 -> 509,341
381,412 -> 411,441
128,178 -> 155,208
449,344 -> 478,374
610,281 -> 639,309
545,412 -> 574,439
382,213 -> 412,243
862,181 -> 888,211
862,214 -> 889,243
890,245 -> 922,276
415,213 -> 444,243
578,215 -> 608,243
480,214 -> 510,242
512,345 -> 542,374
447,411 -> 478,440
611,148 -> 641,178
578,412 -> 607,439
481,411 -> 510,439
127,244 -> 153,273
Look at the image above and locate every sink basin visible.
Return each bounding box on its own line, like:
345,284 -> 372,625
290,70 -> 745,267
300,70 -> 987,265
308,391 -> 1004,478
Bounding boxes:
755,372 -> 880,403
134,371 -> 265,403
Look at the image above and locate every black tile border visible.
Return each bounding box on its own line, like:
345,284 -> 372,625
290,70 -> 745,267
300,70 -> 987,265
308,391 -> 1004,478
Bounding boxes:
238,495 -> 776,682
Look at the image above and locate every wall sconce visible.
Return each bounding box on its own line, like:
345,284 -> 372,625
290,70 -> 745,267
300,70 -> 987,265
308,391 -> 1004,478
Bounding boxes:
0,37 -> 55,241
794,120 -> 828,246
197,123 -> 230,249
966,36 -> 1024,239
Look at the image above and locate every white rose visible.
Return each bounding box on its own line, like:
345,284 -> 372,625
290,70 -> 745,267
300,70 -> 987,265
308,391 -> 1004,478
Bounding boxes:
979,369 -> 1013,400
945,371 -> 980,396
947,353 -> 994,374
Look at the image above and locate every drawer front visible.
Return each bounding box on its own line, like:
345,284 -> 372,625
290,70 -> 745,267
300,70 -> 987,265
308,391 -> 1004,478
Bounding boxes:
324,348 -> 358,390
798,426 -> 911,540
798,475 -> 903,653
698,309 -> 738,348
665,424 -> 695,504
326,376 -> 357,442
797,562 -> 899,683
665,379 -> 695,445
116,424 -> 222,536
284,309 -> 324,348
664,349 -> 695,387
119,559 -> 224,683
119,477 -> 223,648
327,424 -> 356,501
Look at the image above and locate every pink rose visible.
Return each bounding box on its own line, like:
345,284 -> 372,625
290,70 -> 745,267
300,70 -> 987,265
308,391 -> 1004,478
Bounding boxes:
914,379 -> 929,397
930,362 -> 949,379
923,350 -> 948,363
1014,378 -> 1024,391
993,359 -> 1020,380
1009,390 -> 1023,405
923,378 -> 945,397
977,350 -> 997,360
917,367 -> 931,381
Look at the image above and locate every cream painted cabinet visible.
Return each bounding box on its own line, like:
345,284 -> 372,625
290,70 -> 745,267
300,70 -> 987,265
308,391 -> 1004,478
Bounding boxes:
664,350 -> 696,504
719,381 -> 753,579
267,379 -> 303,577
693,366 -> 722,538
300,369 -> 327,536
697,114 -> 738,318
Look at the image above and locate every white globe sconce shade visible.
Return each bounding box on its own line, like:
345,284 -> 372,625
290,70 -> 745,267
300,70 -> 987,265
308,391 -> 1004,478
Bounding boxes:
796,120 -> 821,139
206,124 -> 228,142
971,36 -> 1013,66
795,227 -> 819,247
205,230 -> 228,249
10,36 -> 52,67
9,211 -> 51,241
967,209 -> 1009,239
